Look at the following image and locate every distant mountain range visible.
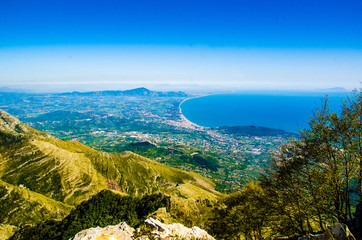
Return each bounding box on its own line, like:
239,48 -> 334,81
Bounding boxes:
0,87 -> 33,93
58,87 -> 188,97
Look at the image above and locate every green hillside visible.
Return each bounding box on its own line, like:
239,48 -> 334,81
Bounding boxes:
107,141 -> 221,171
0,180 -> 72,226
10,190 -> 170,240
0,110 -> 219,237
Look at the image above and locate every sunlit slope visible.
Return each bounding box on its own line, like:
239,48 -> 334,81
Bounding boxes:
0,110 -> 219,207
0,179 -> 72,226
85,150 -> 219,200
0,224 -> 18,240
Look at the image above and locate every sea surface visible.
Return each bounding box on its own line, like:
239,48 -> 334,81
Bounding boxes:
180,92 -> 348,133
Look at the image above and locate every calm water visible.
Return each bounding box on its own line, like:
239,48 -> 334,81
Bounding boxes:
180,92 -> 348,133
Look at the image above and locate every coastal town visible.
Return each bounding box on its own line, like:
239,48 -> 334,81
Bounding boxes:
0,90 -> 295,191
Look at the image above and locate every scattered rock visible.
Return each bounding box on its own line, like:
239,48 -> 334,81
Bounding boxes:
70,217 -> 215,240
144,217 -> 215,240
71,222 -> 134,240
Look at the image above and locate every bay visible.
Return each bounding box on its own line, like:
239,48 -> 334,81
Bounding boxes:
180,92 -> 348,133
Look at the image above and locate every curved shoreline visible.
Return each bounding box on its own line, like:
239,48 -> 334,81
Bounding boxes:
178,92 -> 347,133
178,94 -> 211,129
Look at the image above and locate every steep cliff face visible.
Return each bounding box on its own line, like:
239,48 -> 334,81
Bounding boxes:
71,217 -> 215,240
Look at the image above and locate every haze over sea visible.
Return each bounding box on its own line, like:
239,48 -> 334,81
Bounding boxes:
181,91 -> 348,133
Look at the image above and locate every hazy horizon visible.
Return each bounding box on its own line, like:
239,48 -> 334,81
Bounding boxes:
1,1 -> 362,92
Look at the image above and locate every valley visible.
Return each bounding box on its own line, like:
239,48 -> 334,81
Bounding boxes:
0,89 -> 295,192
0,109 -> 219,239
1,88 -> 361,240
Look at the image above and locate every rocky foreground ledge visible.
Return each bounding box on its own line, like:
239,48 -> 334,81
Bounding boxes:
70,217 -> 215,240
298,223 -> 354,240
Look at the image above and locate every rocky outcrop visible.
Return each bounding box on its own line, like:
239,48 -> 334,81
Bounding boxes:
70,217 -> 215,240
144,217 -> 215,240
299,223 -> 354,240
71,222 -> 134,240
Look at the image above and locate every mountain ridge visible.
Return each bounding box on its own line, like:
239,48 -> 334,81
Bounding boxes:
57,87 -> 188,97
0,110 -> 218,204
0,110 -> 219,233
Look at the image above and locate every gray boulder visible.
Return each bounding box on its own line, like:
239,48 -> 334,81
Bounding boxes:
70,217 -> 215,240
71,222 -> 134,240
144,217 -> 215,240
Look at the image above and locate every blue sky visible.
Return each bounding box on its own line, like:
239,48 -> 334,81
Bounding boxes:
0,0 -> 362,92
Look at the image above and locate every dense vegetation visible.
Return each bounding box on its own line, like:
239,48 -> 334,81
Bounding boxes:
10,190 -> 170,240
262,90 -> 361,238
108,141 -> 221,171
2,89 -> 362,239
203,90 -> 362,239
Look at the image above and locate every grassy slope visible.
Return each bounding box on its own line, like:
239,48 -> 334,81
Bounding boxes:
0,130 -> 107,206
108,142 -> 221,171
0,179 -> 73,239
0,224 -> 18,240
0,110 -> 220,237
0,110 -> 218,204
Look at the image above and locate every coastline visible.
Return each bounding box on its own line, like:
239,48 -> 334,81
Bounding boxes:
178,92 -> 346,133
178,94 -> 211,129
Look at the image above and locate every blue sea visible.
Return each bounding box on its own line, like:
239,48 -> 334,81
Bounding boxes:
180,92 -> 348,133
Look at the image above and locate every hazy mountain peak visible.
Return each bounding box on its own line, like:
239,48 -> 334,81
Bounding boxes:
58,87 -> 188,97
